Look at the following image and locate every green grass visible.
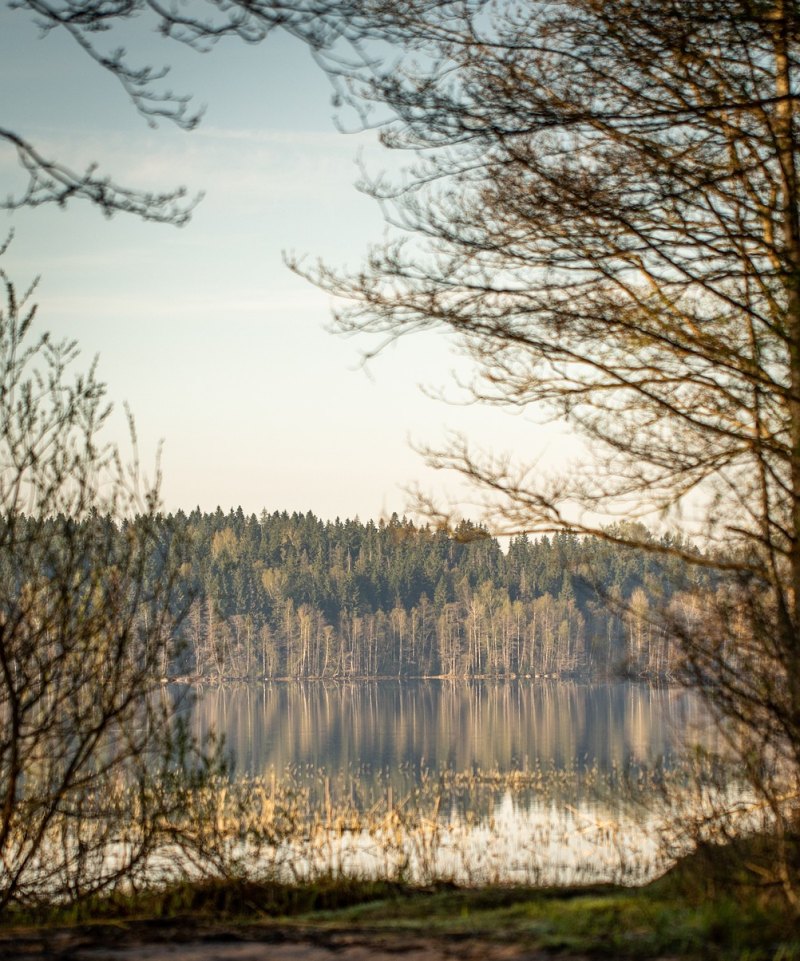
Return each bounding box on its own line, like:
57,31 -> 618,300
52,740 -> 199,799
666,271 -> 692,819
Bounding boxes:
1,876 -> 410,927
3,838 -> 800,961
296,883 -> 799,959
5,876 -> 798,960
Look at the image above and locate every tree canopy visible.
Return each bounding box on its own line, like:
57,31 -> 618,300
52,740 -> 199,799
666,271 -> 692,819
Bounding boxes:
0,277 -> 204,906
294,0 -> 800,903
3,0 -> 376,222
145,507 -> 701,680
7,0 -> 800,904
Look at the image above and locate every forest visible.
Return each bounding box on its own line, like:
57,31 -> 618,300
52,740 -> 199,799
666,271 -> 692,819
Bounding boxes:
154,508 -> 706,680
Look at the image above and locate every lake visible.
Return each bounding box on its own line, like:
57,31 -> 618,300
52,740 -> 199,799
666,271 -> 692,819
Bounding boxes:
182,680 -> 720,885
189,679 -> 710,779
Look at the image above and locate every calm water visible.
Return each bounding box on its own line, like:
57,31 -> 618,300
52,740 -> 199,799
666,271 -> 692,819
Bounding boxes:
182,681 -> 718,884
188,679 -> 711,781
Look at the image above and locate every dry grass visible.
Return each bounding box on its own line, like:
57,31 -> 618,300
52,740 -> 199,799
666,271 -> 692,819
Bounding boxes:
3,754 -> 793,911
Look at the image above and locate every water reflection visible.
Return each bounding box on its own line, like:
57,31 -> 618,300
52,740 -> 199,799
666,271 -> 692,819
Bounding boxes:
180,681 -> 720,884
188,680 -> 710,780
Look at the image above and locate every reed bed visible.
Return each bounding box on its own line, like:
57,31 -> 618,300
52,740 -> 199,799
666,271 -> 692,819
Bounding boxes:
147,756 -> 754,889
2,755 -> 765,906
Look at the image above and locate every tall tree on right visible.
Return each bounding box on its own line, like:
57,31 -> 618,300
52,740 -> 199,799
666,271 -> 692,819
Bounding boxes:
305,0 -> 800,897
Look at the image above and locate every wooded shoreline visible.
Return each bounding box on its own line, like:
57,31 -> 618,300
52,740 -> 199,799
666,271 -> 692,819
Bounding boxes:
157,509 -> 705,681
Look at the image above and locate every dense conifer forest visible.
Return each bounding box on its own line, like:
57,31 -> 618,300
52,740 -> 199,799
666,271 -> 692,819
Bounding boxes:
157,509 -> 705,680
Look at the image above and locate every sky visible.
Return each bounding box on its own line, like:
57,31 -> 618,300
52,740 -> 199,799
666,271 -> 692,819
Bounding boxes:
0,5 -> 575,522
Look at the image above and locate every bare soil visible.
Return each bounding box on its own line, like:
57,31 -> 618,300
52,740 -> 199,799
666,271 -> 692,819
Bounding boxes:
0,923 -> 551,961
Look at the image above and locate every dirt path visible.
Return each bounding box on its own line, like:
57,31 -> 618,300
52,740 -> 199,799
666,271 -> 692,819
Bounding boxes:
0,925 -> 548,961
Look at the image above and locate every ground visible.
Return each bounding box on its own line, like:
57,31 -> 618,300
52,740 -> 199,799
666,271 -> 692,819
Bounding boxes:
0,923 -> 552,961
0,874 -> 797,961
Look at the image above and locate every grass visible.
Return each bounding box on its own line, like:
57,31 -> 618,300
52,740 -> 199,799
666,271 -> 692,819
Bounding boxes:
2,766 -> 798,959
293,882 -> 799,959
3,868 -> 799,960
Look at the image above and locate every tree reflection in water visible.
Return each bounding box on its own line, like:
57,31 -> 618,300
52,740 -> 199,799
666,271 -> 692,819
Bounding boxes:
188,680 -> 712,794
171,682 -> 728,885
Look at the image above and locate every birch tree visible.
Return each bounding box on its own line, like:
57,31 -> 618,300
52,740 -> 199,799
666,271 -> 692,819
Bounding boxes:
300,0 -> 800,898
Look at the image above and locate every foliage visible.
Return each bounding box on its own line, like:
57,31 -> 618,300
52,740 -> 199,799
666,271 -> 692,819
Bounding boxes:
3,0 -> 380,223
0,499 -> 706,680
142,507 -> 705,679
290,0 -> 800,908
10,0 -> 800,913
0,276 -> 215,909
4,873 -> 800,961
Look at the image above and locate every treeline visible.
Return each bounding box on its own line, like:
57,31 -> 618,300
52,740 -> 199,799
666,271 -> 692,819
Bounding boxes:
160,508 -> 705,680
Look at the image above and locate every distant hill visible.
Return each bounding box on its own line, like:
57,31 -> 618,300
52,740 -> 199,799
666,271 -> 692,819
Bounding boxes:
158,508 -> 706,680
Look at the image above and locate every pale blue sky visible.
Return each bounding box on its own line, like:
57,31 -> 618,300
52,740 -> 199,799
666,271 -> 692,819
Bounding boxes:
0,5 -> 572,521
